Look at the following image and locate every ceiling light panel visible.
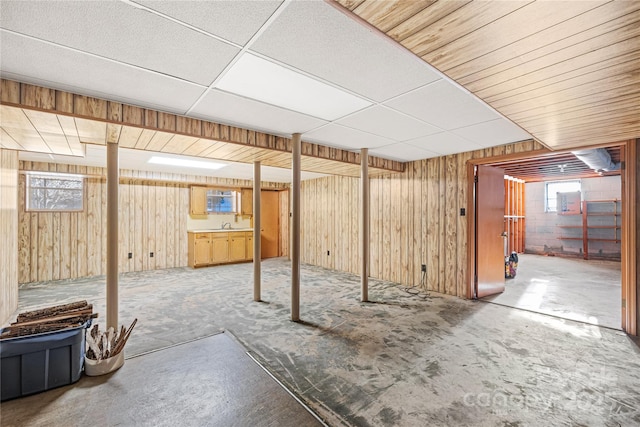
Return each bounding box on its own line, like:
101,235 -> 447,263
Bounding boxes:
133,0 -> 283,45
451,119 -> 532,148
369,143 -> 440,162
251,0 -> 441,102
385,80 -> 501,131
336,106 -> 441,141
215,54 -> 371,121
190,89 -> 327,136
0,0 -> 239,86
404,132 -> 482,156
0,31 -> 206,114
303,124 -> 394,150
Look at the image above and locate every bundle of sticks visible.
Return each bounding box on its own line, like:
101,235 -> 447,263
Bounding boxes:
86,318 -> 137,361
0,300 -> 97,339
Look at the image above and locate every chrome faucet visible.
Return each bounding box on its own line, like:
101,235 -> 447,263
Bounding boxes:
221,222 -> 231,230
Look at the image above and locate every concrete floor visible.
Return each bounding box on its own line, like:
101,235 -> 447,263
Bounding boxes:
2,258 -> 640,426
483,254 -> 621,329
1,331 -> 323,427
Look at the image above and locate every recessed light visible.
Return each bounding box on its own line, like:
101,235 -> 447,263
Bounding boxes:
148,156 -> 226,170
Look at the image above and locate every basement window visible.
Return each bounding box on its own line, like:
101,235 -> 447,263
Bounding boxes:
206,189 -> 238,214
545,180 -> 581,213
26,172 -> 84,212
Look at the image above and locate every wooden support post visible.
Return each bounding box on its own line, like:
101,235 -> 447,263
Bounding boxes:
291,133 -> 301,321
106,141 -> 119,330
253,161 -> 261,302
361,148 -> 369,302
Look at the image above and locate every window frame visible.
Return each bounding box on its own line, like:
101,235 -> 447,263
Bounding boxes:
25,172 -> 85,212
544,179 -> 581,213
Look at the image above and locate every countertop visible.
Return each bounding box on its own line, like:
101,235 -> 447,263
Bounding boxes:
188,228 -> 254,233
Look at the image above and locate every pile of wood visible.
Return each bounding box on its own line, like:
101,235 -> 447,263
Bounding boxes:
86,319 -> 137,361
0,300 -> 96,339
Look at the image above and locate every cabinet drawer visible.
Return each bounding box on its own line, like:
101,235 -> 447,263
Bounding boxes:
194,233 -> 210,239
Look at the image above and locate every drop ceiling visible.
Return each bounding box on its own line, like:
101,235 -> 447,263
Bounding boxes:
0,0 -> 536,181
338,0 -> 640,150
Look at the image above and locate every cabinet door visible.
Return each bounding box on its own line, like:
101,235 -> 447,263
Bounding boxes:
190,186 -> 208,215
241,188 -> 253,216
211,235 -> 230,263
229,233 -> 246,261
193,235 -> 212,266
246,234 -> 254,260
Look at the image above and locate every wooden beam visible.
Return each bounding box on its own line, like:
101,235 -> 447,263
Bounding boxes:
0,79 -> 404,174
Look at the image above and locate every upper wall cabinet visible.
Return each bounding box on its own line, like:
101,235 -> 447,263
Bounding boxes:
190,186 -> 208,215
190,186 -> 240,215
241,188 -> 253,216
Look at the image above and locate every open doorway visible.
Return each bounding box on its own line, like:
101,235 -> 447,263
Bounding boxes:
472,146 -> 624,330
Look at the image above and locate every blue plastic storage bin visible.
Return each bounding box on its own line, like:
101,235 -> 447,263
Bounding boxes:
0,321 -> 90,401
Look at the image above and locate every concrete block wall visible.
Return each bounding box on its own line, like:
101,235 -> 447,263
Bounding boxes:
525,176 -> 621,259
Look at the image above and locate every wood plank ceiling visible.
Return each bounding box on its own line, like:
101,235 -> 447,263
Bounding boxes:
335,0 -> 640,151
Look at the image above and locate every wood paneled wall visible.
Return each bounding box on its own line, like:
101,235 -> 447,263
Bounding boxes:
278,189 -> 290,257
1,149 -> 19,324
300,140 -> 544,297
18,161 -> 287,284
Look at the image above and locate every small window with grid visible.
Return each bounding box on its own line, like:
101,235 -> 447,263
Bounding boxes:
26,173 -> 84,212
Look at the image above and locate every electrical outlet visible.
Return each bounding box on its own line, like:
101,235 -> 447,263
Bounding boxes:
128,252 -> 132,259
150,252 -> 154,258
421,264 -> 427,272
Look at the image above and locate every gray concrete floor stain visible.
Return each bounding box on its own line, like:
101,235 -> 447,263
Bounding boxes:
2,258 -> 640,426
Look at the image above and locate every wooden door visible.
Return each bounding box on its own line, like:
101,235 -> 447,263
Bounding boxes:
476,165 -> 506,298
261,190 -> 279,259
229,233 -> 246,261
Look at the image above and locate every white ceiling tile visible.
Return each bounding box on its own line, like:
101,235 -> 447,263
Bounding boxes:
133,0 -> 283,45
404,132 -> 482,156
190,89 -> 327,136
336,106 -> 441,141
0,0 -> 239,86
451,119 -> 532,148
250,0 -> 441,102
369,143 -> 439,162
215,54 -> 371,121
385,80 -> 501,131
0,31 -> 206,114
303,124 -> 394,150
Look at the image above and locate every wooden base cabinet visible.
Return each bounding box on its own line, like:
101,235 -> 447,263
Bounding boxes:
229,232 -> 247,261
188,233 -> 212,267
188,231 -> 253,268
211,234 -> 230,264
246,234 -> 253,260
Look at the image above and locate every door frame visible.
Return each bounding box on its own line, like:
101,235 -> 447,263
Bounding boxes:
466,140 -> 637,335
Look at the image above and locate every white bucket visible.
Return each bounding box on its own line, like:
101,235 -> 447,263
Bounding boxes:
84,351 -> 125,376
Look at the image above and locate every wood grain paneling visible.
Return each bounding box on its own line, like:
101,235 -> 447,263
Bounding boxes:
16,162 -> 287,284
0,149 -> 19,324
336,1 -> 640,151
0,80 -> 403,176
300,140 -> 544,296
